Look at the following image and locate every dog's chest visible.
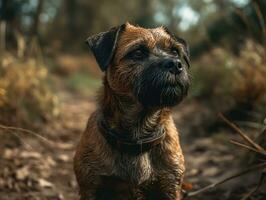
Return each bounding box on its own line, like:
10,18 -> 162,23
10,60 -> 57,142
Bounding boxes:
113,152 -> 153,185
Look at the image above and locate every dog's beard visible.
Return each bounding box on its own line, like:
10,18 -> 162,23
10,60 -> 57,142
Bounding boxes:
134,67 -> 189,107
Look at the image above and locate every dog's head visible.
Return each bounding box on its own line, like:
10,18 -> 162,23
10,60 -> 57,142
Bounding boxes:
87,23 -> 190,108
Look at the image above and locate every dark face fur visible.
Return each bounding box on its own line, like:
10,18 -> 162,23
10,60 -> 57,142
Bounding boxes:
87,23 -> 190,108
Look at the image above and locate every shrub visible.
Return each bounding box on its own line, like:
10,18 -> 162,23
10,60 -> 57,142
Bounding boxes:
190,47 -> 235,110
191,40 -> 266,113
232,40 -> 266,106
0,53 -> 59,127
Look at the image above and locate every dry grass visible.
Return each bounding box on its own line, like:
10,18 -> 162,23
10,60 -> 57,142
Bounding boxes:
0,52 -> 59,127
233,40 -> 266,105
191,39 -> 266,114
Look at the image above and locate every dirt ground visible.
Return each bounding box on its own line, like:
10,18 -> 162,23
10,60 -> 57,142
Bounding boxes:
0,78 -> 265,200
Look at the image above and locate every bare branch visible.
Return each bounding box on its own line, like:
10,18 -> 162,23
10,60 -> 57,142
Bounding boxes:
241,172 -> 265,200
184,162 -> 266,198
0,124 -> 54,145
219,113 -> 266,154
230,140 -> 266,156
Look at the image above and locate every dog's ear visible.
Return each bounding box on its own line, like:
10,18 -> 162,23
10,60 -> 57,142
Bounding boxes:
86,24 -> 125,71
162,26 -> 190,68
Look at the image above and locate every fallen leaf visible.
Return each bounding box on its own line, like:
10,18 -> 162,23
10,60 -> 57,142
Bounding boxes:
182,182 -> 193,191
20,151 -> 41,159
57,154 -> 70,162
16,166 -> 29,180
38,178 -> 53,188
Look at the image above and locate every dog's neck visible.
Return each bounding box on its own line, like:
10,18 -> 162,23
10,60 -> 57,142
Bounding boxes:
98,77 -> 170,138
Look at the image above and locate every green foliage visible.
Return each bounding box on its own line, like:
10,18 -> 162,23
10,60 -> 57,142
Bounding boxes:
190,48 -> 235,107
67,72 -> 101,94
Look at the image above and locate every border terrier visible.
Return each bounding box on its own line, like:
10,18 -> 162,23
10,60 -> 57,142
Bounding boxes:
74,22 -> 190,200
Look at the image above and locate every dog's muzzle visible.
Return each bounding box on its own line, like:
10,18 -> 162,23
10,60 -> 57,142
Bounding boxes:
161,58 -> 183,75
133,58 -> 190,107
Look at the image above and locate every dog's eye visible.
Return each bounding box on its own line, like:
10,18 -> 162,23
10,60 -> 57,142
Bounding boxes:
170,47 -> 179,56
132,49 -> 144,58
126,47 -> 148,60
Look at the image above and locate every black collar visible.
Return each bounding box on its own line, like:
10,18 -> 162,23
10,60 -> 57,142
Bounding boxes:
98,119 -> 165,155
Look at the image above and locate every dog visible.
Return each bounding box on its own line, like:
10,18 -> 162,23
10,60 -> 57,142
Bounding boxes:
74,22 -> 190,200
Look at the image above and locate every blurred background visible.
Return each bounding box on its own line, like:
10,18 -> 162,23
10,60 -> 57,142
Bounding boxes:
0,0 -> 265,199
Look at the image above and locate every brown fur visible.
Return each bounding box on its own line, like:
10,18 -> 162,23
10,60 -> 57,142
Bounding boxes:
74,23 -> 187,200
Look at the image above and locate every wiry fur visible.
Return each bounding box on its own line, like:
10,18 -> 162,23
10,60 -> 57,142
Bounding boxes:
74,23 -> 189,200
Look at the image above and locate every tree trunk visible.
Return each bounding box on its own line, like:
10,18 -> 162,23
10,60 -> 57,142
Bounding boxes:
65,0 -> 78,41
0,21 -> 6,57
31,0 -> 44,37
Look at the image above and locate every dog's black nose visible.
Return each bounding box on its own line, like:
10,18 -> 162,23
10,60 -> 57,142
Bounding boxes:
163,59 -> 183,74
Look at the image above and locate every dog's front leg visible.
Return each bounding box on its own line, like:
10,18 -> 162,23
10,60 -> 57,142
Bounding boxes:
76,173 -> 102,200
132,188 -> 146,200
157,173 -> 184,200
